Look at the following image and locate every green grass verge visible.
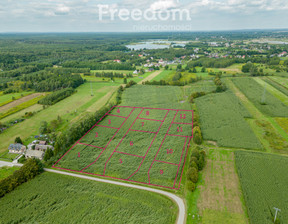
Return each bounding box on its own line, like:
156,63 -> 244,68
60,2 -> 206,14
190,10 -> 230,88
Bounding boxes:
0,166 -> 19,180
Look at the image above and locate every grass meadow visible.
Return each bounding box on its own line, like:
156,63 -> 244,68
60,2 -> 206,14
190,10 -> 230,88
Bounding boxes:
196,149 -> 248,224
0,166 -> 19,180
0,172 -> 177,224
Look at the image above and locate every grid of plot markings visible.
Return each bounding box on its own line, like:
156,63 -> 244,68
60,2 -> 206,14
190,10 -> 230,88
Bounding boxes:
54,106 -> 193,189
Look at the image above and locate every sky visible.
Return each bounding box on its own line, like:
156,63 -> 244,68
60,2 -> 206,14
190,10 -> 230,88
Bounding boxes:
0,0 -> 288,32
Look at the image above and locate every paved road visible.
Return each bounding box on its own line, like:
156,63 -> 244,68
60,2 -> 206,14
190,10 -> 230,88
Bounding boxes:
0,160 -> 23,168
0,160 -> 186,224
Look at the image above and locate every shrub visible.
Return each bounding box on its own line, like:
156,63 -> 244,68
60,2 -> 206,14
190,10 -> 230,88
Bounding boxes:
190,161 -> 198,171
191,148 -> 200,160
126,80 -> 137,88
193,126 -> 203,145
190,156 -> 198,166
15,137 -> 23,144
187,181 -> 196,192
198,154 -> 205,171
187,167 -> 198,183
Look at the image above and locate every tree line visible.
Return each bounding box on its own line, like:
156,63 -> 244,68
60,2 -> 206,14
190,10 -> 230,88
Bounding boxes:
38,88 -> 75,105
94,72 -> 133,79
0,159 -> 43,198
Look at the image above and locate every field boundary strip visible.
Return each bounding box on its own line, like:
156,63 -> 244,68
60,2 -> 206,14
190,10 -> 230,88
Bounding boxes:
53,105 -> 193,190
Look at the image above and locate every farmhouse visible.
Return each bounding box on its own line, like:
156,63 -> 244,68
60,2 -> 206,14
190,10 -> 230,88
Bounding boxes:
25,150 -> 45,160
25,141 -> 54,160
8,144 -> 26,154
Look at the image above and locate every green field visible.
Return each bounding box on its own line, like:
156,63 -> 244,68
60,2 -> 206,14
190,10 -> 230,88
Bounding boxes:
0,81 -> 119,154
0,172 -> 177,224
0,95 -> 45,120
232,77 -> 288,117
254,77 -> 288,105
84,72 -> 153,84
0,104 -> 43,123
0,91 -> 32,106
269,76 -> 288,88
235,151 -> 288,224
195,90 -> 262,149
122,85 -> 191,109
185,80 -> 216,94
0,166 -> 19,180
55,85 -> 193,189
152,70 -> 174,81
263,77 -> 288,96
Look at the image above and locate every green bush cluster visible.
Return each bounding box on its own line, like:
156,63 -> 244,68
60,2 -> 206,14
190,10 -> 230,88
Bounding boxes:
186,146 -> 206,192
214,74 -> 227,93
192,112 -> 203,145
0,159 -> 43,198
126,80 -> 137,88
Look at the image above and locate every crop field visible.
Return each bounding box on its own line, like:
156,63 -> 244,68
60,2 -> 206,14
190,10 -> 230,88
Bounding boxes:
235,151 -> 288,224
263,77 -> 288,96
0,172 -> 177,224
195,90 -> 262,149
152,70 -> 174,81
254,77 -> 288,105
54,105 -> 193,189
269,76 -> 288,89
122,85 -> 191,110
185,80 -> 216,94
232,77 -> 288,117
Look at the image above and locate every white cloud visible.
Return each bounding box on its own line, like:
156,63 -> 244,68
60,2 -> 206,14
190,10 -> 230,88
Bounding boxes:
55,4 -> 70,15
150,0 -> 177,11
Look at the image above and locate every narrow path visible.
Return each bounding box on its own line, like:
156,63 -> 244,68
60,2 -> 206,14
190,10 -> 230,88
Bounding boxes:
0,161 -> 186,224
138,70 -> 163,84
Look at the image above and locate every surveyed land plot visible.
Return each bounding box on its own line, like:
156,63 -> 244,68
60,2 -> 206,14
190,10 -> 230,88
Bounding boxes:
53,106 -> 193,189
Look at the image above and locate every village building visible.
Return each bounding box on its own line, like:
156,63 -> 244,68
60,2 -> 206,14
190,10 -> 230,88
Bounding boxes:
8,144 -> 26,154
25,150 -> 45,160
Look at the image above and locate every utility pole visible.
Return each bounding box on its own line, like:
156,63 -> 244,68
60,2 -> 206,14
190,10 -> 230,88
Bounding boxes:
273,207 -> 281,223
